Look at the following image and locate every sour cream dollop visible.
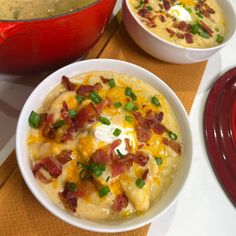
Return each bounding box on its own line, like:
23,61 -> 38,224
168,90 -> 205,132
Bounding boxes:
168,5 -> 192,22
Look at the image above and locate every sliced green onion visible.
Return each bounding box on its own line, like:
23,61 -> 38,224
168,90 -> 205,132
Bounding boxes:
108,78 -> 116,88
167,131 -> 178,140
185,7 -> 192,13
113,102 -> 122,108
98,186 -> 110,197
155,157 -> 163,166
106,176 -> 110,182
151,96 -> 161,107
196,12 -> 203,18
147,5 -> 153,11
88,92 -> 102,104
79,169 -> 92,181
76,95 -> 84,103
125,115 -> 133,122
131,92 -> 137,101
116,149 -> 125,158
88,162 -> 105,177
216,34 -> 224,44
133,105 -> 139,111
135,178 -> 145,189
28,110 -> 40,128
53,120 -> 65,129
124,102 -> 135,111
67,182 -> 77,192
191,23 -> 200,34
99,116 -> 111,125
113,128 -> 122,137
198,31 -> 209,39
215,27 -> 219,32
68,109 -> 77,117
125,87 -> 132,96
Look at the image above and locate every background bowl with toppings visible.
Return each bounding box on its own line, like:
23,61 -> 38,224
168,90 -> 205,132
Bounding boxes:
122,0 -> 236,64
16,59 -> 192,232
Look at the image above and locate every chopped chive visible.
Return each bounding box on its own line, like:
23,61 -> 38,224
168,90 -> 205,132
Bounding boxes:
198,31 -> 209,39
98,186 -> 110,197
125,115 -> 133,122
191,23 -> 200,34
108,78 -> 116,88
151,96 -> 161,107
88,162 -> 105,177
135,178 -> 145,189
116,149 -> 125,158
215,27 -> 219,32
131,92 -> 137,101
133,105 -> 139,111
28,110 -> 40,128
147,5 -> 153,11
76,95 -> 84,103
113,102 -> 122,108
106,176 -> 110,182
196,12 -> 203,18
124,102 -> 135,111
113,128 -> 122,137
167,131 -> 178,140
155,157 -> 163,166
99,116 -> 111,125
68,109 -> 77,117
67,182 -> 77,192
79,169 -> 92,181
216,34 -> 224,44
125,87 -> 132,96
186,7 -> 192,13
88,92 -> 102,104
53,120 -> 65,129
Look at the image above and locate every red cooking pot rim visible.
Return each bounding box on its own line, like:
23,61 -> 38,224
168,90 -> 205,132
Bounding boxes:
0,0 -> 101,22
203,67 -> 236,207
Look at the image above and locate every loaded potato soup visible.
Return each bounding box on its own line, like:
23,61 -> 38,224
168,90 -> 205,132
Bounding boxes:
128,0 -> 225,48
27,72 -> 182,220
0,0 -> 96,20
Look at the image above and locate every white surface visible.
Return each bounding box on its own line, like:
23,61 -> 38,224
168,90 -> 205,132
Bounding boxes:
16,59 -> 192,233
0,0 -> 235,235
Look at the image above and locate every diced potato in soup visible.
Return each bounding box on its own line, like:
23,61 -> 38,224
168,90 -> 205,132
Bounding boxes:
128,0 -> 226,48
27,71 -> 182,221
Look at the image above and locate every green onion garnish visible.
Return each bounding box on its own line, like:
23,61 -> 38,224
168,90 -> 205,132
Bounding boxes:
147,5 -> 153,11
216,35 -> 224,44
116,149 -> 125,158
196,12 -> 203,18
67,182 -> 77,192
88,162 -> 105,177
114,102 -> 122,108
113,128 -> 122,137
28,110 -> 40,128
99,116 -> 111,125
98,186 -> 110,197
106,176 -> 110,182
135,178 -> 145,189
125,115 -> 133,122
191,23 -> 200,34
186,7 -> 192,13
155,157 -> 163,166
124,102 -> 135,111
167,131 -> 178,140
79,169 -> 92,181
53,120 -> 65,129
198,31 -> 209,39
151,96 -> 161,107
68,109 -> 77,117
76,95 -> 84,103
108,78 -> 116,88
88,92 -> 102,104
125,87 -> 132,96
131,92 -> 137,101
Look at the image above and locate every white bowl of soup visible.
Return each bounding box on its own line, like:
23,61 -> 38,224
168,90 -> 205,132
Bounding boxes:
16,59 -> 192,232
122,0 -> 236,64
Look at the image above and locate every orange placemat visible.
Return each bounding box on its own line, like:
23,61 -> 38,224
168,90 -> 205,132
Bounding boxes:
0,20 -> 207,236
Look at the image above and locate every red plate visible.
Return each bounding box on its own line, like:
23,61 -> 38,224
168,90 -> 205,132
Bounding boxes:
204,67 -> 236,206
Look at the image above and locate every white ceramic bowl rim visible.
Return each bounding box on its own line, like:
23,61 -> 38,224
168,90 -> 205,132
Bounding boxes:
125,0 -> 236,51
16,59 -> 192,233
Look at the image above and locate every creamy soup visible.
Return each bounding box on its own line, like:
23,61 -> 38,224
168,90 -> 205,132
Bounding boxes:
27,71 -> 182,221
0,0 -> 96,20
128,0 -> 225,48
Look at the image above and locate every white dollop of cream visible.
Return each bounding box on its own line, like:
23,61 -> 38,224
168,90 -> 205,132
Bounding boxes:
94,124 -> 135,156
168,5 -> 192,22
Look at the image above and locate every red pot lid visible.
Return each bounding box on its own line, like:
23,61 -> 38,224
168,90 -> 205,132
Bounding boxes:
204,67 -> 236,207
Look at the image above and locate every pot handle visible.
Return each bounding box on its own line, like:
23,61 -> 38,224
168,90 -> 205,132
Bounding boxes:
0,22 -> 24,44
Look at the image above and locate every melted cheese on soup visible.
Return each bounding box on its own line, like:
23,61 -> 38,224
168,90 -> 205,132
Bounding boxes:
27,71 -> 182,221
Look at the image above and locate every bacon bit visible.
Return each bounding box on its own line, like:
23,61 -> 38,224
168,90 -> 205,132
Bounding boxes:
146,110 -> 164,128
76,103 -> 97,128
111,158 -> 132,177
166,28 -> 175,37
159,15 -> 165,22
76,180 -> 96,197
38,113 -> 47,128
136,126 -> 151,142
176,33 -> 185,39
184,33 -> 193,44
162,137 -> 182,155
125,138 -> 132,152
132,151 -> 149,166
152,123 -> 167,134
89,149 -> 110,164
138,8 -> 152,20
56,150 -> 72,164
199,20 -> 213,36
138,143 -> 145,149
95,98 -> 109,114
61,76 -> 76,91
76,82 -> 102,97
187,24 -> 192,32
112,194 -> 129,212
205,3 -> 215,14
201,10 -> 210,17
155,111 -> 164,123
47,113 -> 54,124
146,19 -> 157,28
61,101 -> 69,120
42,124 -> 56,140
142,169 -> 149,181
163,0 -> 171,11
100,75 -> 109,84
178,21 -> 188,31
195,0 -> 205,11
35,171 -> 52,184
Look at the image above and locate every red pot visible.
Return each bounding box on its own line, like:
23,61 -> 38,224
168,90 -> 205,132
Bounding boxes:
0,0 -> 117,74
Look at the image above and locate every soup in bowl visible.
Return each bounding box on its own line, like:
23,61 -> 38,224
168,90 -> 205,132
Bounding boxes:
16,59 -> 192,232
